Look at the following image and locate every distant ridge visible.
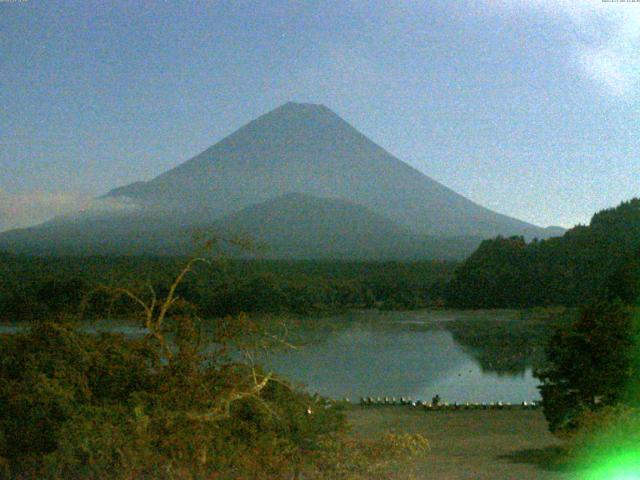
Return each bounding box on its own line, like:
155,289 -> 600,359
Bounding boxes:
0,102 -> 563,258
210,193 -> 484,260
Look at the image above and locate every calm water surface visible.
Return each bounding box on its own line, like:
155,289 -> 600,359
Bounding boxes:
258,309 -> 542,403
0,309 -> 544,403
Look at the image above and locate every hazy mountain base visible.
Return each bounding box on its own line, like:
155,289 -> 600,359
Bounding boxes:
0,194 -> 483,260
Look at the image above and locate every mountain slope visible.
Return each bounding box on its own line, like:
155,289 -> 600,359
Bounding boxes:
0,212 -> 194,256
105,102 -> 553,238
210,193 -> 483,259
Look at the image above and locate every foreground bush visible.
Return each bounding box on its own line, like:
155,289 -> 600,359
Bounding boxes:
0,257 -> 429,479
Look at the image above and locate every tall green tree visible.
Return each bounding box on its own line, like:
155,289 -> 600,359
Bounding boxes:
535,301 -> 638,433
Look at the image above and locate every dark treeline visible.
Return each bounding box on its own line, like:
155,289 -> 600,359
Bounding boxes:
0,254 -> 455,322
446,198 -> 640,308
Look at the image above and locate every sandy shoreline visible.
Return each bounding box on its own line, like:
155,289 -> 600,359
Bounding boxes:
347,407 -> 578,479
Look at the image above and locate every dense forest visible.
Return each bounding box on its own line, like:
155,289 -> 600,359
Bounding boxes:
446,198 -> 640,308
439,198 -> 640,466
0,254 -> 454,323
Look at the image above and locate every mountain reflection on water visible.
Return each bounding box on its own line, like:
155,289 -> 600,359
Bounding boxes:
256,309 -> 565,403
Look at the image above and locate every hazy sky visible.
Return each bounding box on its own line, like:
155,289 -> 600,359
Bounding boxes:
1,0 -> 639,230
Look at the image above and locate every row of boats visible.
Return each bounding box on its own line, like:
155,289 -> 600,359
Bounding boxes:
356,397 -> 541,409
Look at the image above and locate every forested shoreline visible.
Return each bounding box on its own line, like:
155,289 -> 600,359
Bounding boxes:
446,199 -> 640,309
3,199 -> 638,326
0,255 -> 454,323
0,257 -> 430,479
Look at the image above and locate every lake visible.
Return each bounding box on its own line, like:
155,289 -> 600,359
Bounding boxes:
256,309 -> 556,403
0,309 -> 562,404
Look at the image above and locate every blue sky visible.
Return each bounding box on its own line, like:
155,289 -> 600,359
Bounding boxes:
1,0 -> 639,230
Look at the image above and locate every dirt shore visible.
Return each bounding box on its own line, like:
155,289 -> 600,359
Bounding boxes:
347,407 -> 579,479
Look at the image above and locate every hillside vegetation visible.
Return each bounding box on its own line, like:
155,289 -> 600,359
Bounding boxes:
446,199 -> 640,308
0,255 -> 454,322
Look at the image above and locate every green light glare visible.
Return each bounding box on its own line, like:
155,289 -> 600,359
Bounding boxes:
583,449 -> 640,480
579,308 -> 640,480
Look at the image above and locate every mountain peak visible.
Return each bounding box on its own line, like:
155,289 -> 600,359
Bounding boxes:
98,103 -> 554,240
278,101 -> 329,111
264,101 -> 337,122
